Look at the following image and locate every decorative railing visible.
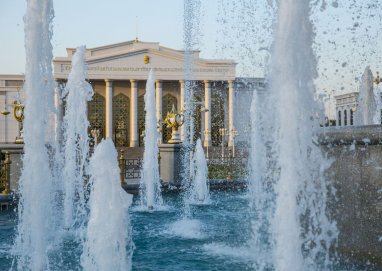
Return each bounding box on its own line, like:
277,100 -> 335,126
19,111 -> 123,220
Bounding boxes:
0,152 -> 11,194
125,158 -> 143,179
0,162 -> 4,191
118,149 -> 143,183
207,156 -> 248,166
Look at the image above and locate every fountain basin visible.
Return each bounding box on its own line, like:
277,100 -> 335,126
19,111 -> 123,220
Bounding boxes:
0,191 -> 379,270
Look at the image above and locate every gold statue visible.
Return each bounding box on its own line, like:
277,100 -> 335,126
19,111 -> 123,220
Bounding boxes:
164,104 -> 184,144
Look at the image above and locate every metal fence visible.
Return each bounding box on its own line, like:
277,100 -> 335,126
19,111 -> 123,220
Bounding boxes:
0,161 -> 4,191
207,157 -> 248,166
0,152 -> 11,194
124,158 -> 143,179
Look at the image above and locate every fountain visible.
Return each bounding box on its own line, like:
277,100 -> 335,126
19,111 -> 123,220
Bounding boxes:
355,67 -> 378,125
12,0 -> 56,269
1,0 -> 379,270
81,139 -> 133,271
189,139 -> 209,203
249,0 -> 338,270
139,69 -> 163,210
62,45 -> 94,230
10,1 -> 134,269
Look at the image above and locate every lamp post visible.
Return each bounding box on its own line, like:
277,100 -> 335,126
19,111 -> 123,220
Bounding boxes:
182,100 -> 208,145
90,128 -> 100,146
219,128 -> 228,160
204,129 -> 211,160
230,128 -> 238,158
1,96 -> 24,144
374,71 -> 381,85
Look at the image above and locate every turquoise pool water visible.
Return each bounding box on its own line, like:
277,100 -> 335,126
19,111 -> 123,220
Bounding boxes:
0,191 -> 379,270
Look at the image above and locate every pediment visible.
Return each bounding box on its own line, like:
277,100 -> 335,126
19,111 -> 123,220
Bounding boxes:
54,41 -> 236,81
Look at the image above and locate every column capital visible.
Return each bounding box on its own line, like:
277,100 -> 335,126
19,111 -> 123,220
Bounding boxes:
105,79 -> 113,85
204,80 -> 211,86
155,80 -> 163,87
130,79 -> 138,87
228,80 -> 235,87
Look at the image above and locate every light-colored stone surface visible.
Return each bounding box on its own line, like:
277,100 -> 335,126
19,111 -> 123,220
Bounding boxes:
54,40 -> 236,81
319,126 -> 382,265
158,143 -> 183,185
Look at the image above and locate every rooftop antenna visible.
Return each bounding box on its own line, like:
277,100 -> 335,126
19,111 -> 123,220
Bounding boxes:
135,16 -> 139,42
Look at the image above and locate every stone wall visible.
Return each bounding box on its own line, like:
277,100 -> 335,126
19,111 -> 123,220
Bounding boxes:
319,125 -> 382,266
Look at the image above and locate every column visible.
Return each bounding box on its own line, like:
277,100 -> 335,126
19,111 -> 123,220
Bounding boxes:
228,80 -> 235,147
156,80 -> 163,144
179,80 -> 185,141
130,80 -> 138,147
54,80 -> 64,145
105,79 -> 113,139
204,80 -> 211,147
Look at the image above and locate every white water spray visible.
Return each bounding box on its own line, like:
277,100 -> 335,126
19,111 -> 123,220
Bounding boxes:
12,0 -> 55,269
62,45 -> 94,230
81,139 -> 133,271
181,0 -> 201,217
355,67 -> 377,125
190,139 -> 209,203
140,69 -> 163,209
250,0 -> 338,270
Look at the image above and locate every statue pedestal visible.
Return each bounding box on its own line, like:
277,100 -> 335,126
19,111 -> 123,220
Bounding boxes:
158,143 -> 183,186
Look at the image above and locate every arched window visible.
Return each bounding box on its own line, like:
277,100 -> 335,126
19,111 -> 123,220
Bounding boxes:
138,95 -> 145,147
113,93 -> 129,147
350,110 -> 354,125
88,92 -> 106,141
211,94 -> 225,146
344,110 -> 347,126
338,111 -> 341,126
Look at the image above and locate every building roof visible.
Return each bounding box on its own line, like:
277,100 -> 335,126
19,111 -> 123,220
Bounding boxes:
53,40 -> 237,81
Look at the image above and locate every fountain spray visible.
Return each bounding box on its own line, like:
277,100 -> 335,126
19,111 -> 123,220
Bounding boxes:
81,139 -> 134,271
61,45 -> 94,230
250,0 -> 338,270
140,69 -> 163,209
12,0 -> 56,269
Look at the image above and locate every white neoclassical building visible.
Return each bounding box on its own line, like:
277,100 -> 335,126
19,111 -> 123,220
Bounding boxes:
1,40 -> 264,152
334,92 -> 358,126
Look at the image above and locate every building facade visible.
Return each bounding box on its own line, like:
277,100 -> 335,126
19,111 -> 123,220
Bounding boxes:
1,40 -> 264,149
0,75 -> 25,143
334,92 -> 358,126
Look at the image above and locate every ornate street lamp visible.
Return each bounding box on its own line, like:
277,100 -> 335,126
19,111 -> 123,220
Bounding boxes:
1,96 -> 24,144
90,128 -> 100,146
374,71 -> 381,85
219,128 -> 228,160
230,128 -> 239,158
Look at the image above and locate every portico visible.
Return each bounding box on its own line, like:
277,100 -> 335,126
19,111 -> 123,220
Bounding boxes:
53,40 -> 237,148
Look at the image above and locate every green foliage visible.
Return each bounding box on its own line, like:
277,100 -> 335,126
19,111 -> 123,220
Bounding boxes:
208,163 -> 247,180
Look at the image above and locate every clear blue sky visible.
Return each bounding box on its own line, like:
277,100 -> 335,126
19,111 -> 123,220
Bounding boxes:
0,0 -> 381,101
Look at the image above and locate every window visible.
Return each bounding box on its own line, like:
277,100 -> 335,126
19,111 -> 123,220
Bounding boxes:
338,111 -> 341,126
113,93 -> 129,147
350,110 -> 354,125
344,110 -> 347,126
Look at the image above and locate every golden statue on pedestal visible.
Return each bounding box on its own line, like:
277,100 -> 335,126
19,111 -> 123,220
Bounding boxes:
164,105 -> 184,144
